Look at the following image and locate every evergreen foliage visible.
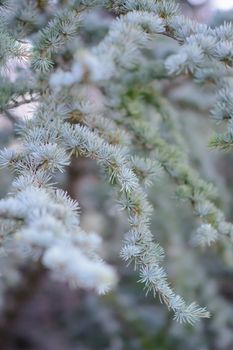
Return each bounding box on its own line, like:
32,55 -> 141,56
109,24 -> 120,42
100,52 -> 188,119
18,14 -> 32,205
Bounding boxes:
0,0 -> 233,325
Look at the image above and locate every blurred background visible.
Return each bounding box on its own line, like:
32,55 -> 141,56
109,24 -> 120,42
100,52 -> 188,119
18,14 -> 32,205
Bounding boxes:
1,0 -> 233,349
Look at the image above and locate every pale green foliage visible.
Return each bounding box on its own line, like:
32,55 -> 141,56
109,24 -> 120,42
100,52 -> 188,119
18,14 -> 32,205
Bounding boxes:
0,0 -> 233,325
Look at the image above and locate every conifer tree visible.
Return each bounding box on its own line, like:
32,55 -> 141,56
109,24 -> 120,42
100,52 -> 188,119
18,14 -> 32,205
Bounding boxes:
0,0 -> 233,325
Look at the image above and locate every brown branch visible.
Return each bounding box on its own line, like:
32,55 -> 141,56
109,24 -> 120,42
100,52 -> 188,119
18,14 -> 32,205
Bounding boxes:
6,95 -> 40,110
